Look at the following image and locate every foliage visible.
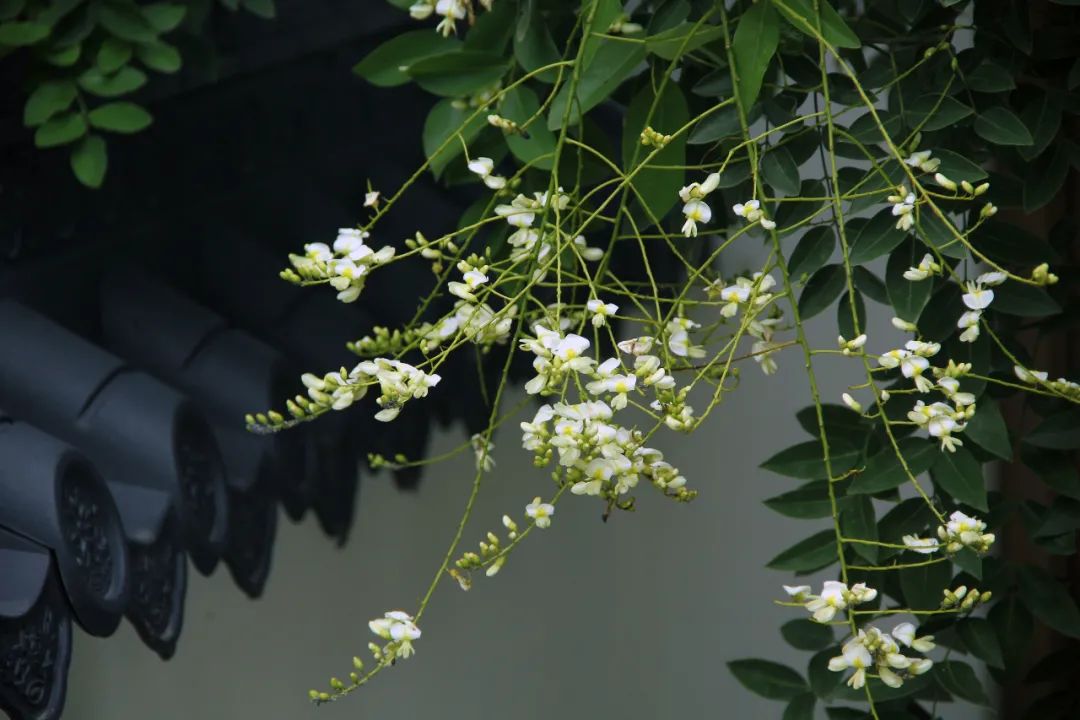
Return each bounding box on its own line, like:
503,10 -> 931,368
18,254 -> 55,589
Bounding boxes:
246,0 -> 1080,717
3,0 -> 275,188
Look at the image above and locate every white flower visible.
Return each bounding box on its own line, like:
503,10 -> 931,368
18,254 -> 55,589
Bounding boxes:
977,271 -> 1006,287
957,309 -> 982,344
587,298 -> 618,327
902,535 -> 939,554
962,282 -> 994,310
904,149 -> 940,173
681,199 -> 712,237
1014,365 -> 1048,384
618,336 -> 655,356
304,242 -> 333,262
892,317 -> 918,332
903,253 -> 940,282
804,580 -> 848,623
409,1 -> 434,20
369,610 -> 421,658
900,354 -> 933,392
783,585 -> 811,602
842,393 -> 863,413
525,496 -> 554,528
732,199 -> 761,221
364,190 -> 381,208
889,187 -> 916,232
760,217 -> 776,230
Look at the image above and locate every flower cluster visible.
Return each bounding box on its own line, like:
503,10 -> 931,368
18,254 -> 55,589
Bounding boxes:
1014,364 -> 1080,401
828,624 -> 934,690
521,324 -> 595,395
409,0 -> 494,36
957,271 -> 1004,342
904,149 -> 940,174
902,511 -> 995,555
784,580 -> 877,623
888,185 -> 917,232
285,228 -> 396,303
467,156 -> 507,190
368,611 -> 422,660
733,199 -> 776,230
293,359 -> 440,424
678,173 -> 719,237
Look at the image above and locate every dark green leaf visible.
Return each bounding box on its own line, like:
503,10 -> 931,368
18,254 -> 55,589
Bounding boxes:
848,110 -> 902,145
34,112 -> 86,148
933,148 -> 988,182
783,693 -> 815,720
0,20 -> 49,46
732,0 -> 779,111
1027,409 -> 1080,450
767,530 -> 839,572
964,400 -> 1011,460
974,107 -> 1033,146
841,495 -> 878,563
808,648 -> 844,699
853,266 -> 888,304
98,5 -> 158,42
137,40 -> 181,73
935,660 -> 991,705
96,37 -> 131,73
799,263 -> 846,319
0,0 -> 24,21
764,482 -> 833,519
353,31 -> 459,87
422,98 -> 485,177
728,659 -> 808,700
836,290 -> 864,340
885,239 -> 932,322
931,445 -> 987,511
781,619 -> 834,651
513,2 -> 559,82
762,145 -> 801,196
241,0 -> 276,19
990,594 -> 1034,672
77,66 -> 148,97
501,86 -> 556,170
688,106 -> 744,145
406,50 -> 509,97
905,94 -> 972,133
775,0 -> 861,49
141,2 -> 187,32
992,282 -> 1061,317
69,134 -> 107,188
548,40 -> 646,130
878,498 -> 933,560
850,437 -> 937,494
45,43 -> 81,67
87,101 -> 152,133
900,556 -> 952,610
788,227 -> 835,281
965,61 -> 1016,93
760,439 -> 859,480
849,209 -> 905,264
23,80 -> 77,127
1018,566 -> 1080,639
1023,148 -> 1070,213
645,22 -> 726,60
621,82 -> 688,224
1018,95 -> 1061,162
957,617 -> 1004,669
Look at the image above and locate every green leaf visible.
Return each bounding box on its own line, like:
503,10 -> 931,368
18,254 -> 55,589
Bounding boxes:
45,43 -> 81,67
501,86 -> 556,170
841,495 -> 878,563
728,659 -> 808,701
732,0 -> 779,111
974,107 -> 1034,146
513,2 -> 559,82
764,482 -> 833,519
885,239 -> 932,322
0,0 -> 24,21
97,37 -> 132,73
964,400 -> 1011,460
904,94 -> 973,133
775,0 -> 860,49
406,50 -> 509,97
141,2 -> 187,32
933,148 -> 988,182
957,617 -> 1004,669
767,530 -> 839,572
762,145 -> 801,196
965,61 -> 1016,93
241,0 -> 276,19
836,290 -> 864,341
935,660 -> 991,705
645,22 -> 726,60
850,437 -> 937,494
931,445 -> 987,511
1018,566 -> 1080,639
97,5 -> 158,42
1023,148 -> 1070,213
353,31 -> 459,87
23,80 -> 77,127
70,134 -> 107,188
87,101 -> 153,133
878,498 -> 933,560
0,20 -> 49,46
78,66 -> 148,97
34,112 -> 87,148
990,594 -> 1034,673
687,106 -> 743,145
422,98 -> 485,178
1018,95 -> 1061,162
783,693 -> 815,720
787,227 -> 834,282
799,264 -> 846,319
621,82 -> 688,225
848,110 -> 901,145
853,266 -> 888,304
899,556 -> 952,610
548,40 -> 646,130
992,282 -> 1061,317
781,619 -> 834,651
849,209 -> 905,264
1027,409 -> 1080,450
761,439 -> 859,480
137,40 -> 181,73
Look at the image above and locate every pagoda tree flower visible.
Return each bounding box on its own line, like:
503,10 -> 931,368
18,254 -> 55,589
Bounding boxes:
525,497 -> 554,528
802,580 -> 877,623
937,511 -> 995,554
587,298 -> 618,327
903,253 -> 940,281
369,610 -> 422,659
905,149 -> 940,173
467,156 -> 507,190
678,172 -> 720,237
957,310 -> 982,343
888,186 -> 916,231
962,281 -> 995,310
902,535 -> 940,554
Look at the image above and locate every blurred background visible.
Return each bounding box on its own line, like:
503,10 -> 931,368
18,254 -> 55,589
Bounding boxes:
0,2 -> 990,718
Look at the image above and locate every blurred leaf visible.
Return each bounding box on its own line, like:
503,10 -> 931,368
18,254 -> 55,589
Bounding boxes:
241,0 -> 276,19
688,106 -> 744,145
98,5 -> 158,42
97,37 -> 132,73
886,239 -> 932,322
353,31 -> 459,87
70,134 -> 107,188
0,0 -> 24,21
732,0 -> 779,111
1017,95 -> 1061,162
1018,566 -> 1080,639
1027,409 -> 1080,450
849,209 -> 904,264
87,101 -> 153,133
1023,148 -> 1070,213
646,22 -> 726,60
513,1 -> 559,82
0,20 -> 49,46
141,2 -> 187,32
899,556 -> 952,610
548,39 -> 645,130
974,107 -> 1033,146
781,619 -> 834,651
799,263 -> 846,319
934,660 -> 991,705
957,617 -> 1004,669
841,495 -> 877,562
768,530 -> 840,572
964,400 -> 1011,460
905,94 -> 972,132
992,282 -> 1061,317
45,42 -> 81,66
137,40 -> 181,73
23,79 -> 77,127
407,50 -> 509,97
501,85 -> 556,170
933,148 -> 988,182
836,289 -> 864,340
728,659 -> 809,700
853,266 -> 888,304
78,66 -> 148,97
764,482 -> 833,519
931,445 -> 987,511
783,693 -> 816,720
965,61 -> 1015,93
775,0 -> 861,49
34,112 -> 86,147
808,648 -> 845,699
